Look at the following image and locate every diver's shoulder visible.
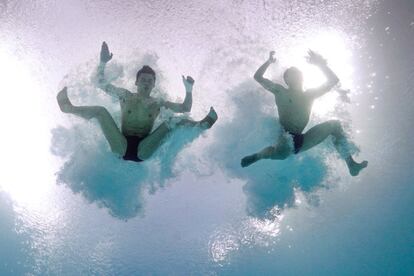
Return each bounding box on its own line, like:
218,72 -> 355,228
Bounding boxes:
273,85 -> 289,97
120,89 -> 134,97
273,83 -> 288,93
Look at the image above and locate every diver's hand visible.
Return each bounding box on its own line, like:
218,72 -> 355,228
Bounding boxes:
100,41 -> 113,63
182,75 -> 194,93
268,51 -> 277,63
306,49 -> 327,66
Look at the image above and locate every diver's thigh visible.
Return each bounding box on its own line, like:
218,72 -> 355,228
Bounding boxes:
95,107 -> 127,156
137,122 -> 170,159
300,121 -> 334,152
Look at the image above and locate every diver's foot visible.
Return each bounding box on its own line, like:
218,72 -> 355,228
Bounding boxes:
199,107 -> 218,129
56,87 -> 74,113
241,154 -> 259,167
347,157 -> 368,176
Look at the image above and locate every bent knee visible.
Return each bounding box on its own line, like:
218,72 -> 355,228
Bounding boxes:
327,120 -> 343,135
327,119 -> 341,128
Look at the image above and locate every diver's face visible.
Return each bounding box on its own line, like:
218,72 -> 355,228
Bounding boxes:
136,73 -> 155,95
285,68 -> 303,90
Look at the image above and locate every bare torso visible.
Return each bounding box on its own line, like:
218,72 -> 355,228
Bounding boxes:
274,88 -> 314,134
120,92 -> 161,137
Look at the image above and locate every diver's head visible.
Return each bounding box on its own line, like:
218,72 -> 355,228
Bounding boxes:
136,65 -> 156,96
283,67 -> 303,91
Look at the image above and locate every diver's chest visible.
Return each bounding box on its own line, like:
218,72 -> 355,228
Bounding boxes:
276,93 -> 310,108
122,98 -> 160,116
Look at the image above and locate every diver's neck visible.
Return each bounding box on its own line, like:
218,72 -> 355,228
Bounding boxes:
137,90 -> 151,98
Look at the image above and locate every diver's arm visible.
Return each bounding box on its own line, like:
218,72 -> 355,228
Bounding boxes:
96,62 -> 130,99
307,50 -> 339,99
254,51 -> 284,94
96,42 -> 129,99
308,64 -> 339,99
162,76 -> 193,113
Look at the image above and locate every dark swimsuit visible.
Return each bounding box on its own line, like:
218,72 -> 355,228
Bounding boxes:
123,135 -> 145,162
288,132 -> 304,154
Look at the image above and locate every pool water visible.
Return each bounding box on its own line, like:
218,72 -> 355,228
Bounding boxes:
0,0 -> 413,274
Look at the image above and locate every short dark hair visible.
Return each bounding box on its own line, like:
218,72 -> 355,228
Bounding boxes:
136,65 -> 156,82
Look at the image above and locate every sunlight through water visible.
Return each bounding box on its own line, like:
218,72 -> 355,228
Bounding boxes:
1,0 -> 413,274
0,46 -> 54,206
280,30 -> 355,117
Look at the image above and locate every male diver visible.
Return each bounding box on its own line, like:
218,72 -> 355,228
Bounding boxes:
57,42 -> 217,162
241,50 -> 367,176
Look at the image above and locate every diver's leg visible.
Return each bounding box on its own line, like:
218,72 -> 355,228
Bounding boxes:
137,122 -> 170,160
177,107 -> 218,129
137,107 -> 218,160
301,120 -> 367,176
241,136 -> 291,167
57,87 -> 127,156
299,120 -> 340,153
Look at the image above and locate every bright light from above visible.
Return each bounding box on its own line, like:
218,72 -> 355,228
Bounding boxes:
0,46 -> 54,206
281,30 -> 354,117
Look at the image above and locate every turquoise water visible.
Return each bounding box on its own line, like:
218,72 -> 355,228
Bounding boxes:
1,0 -> 413,274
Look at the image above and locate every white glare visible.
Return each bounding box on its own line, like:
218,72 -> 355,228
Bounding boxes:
0,47 -> 53,205
283,31 -> 354,117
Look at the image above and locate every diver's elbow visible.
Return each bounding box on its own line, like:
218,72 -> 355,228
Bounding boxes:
332,75 -> 340,85
328,77 -> 339,88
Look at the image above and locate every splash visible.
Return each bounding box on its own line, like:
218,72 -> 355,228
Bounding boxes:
51,53 -> 205,220
52,49 -> 360,224
206,82 -> 341,217
204,80 -> 360,262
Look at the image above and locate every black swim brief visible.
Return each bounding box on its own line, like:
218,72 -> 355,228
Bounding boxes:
123,135 -> 145,162
288,132 -> 304,154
